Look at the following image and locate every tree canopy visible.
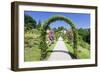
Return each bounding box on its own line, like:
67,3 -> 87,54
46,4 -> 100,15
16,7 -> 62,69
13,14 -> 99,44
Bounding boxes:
24,14 -> 37,30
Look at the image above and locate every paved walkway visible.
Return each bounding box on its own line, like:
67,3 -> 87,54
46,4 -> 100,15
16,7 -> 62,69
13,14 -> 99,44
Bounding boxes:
48,36 -> 72,61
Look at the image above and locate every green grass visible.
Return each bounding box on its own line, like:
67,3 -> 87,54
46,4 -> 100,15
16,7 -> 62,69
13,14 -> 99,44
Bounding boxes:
24,47 -> 41,61
64,38 -> 74,54
77,38 -> 90,59
77,46 -> 90,59
24,29 -> 41,61
65,42 -> 74,54
64,39 -> 90,59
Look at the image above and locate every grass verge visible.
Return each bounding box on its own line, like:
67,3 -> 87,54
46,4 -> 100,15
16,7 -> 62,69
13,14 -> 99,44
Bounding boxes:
64,41 -> 90,59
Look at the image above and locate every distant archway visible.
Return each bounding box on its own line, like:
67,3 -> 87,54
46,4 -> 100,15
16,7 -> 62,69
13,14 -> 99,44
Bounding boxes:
39,15 -> 78,60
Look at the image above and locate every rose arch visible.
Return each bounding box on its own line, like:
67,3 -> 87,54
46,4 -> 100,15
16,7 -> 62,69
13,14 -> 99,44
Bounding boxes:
39,15 -> 78,60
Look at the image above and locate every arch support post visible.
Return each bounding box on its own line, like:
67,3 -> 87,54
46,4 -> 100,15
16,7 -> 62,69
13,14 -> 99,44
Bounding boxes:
73,28 -> 78,59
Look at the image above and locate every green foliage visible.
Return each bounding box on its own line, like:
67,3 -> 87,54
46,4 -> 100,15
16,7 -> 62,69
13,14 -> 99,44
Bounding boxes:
65,42 -> 90,59
24,47 -> 41,61
37,20 -> 42,30
54,31 -> 60,41
77,46 -> 90,59
24,29 -> 41,61
57,26 -> 65,31
39,41 -> 48,60
78,35 -> 90,50
78,28 -> 90,44
24,28 -> 55,61
64,28 -> 90,59
39,28 -> 48,60
24,14 -> 37,31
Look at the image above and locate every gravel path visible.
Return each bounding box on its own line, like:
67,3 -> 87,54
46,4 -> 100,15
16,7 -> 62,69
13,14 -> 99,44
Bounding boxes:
48,37 -> 72,61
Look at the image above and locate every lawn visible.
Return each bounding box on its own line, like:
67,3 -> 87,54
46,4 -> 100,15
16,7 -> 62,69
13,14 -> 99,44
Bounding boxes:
77,46 -> 90,59
24,47 -> 41,61
24,29 -> 41,61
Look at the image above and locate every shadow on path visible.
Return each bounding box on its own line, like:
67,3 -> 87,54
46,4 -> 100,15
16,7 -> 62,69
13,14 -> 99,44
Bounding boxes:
46,50 -> 77,59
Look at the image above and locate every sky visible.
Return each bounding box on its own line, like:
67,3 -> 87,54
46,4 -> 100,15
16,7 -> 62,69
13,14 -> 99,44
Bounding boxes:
24,11 -> 90,29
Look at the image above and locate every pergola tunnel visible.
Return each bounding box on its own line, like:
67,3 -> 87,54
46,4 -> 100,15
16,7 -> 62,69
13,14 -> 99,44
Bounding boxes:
39,15 -> 78,60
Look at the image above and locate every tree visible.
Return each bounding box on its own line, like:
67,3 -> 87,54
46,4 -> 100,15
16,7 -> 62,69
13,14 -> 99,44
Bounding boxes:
37,20 -> 42,30
52,28 -> 56,31
78,28 -> 90,44
24,14 -> 37,31
57,26 -> 65,31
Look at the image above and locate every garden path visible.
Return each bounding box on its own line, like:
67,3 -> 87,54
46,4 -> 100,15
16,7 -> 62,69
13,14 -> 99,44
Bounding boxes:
48,36 -> 72,60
